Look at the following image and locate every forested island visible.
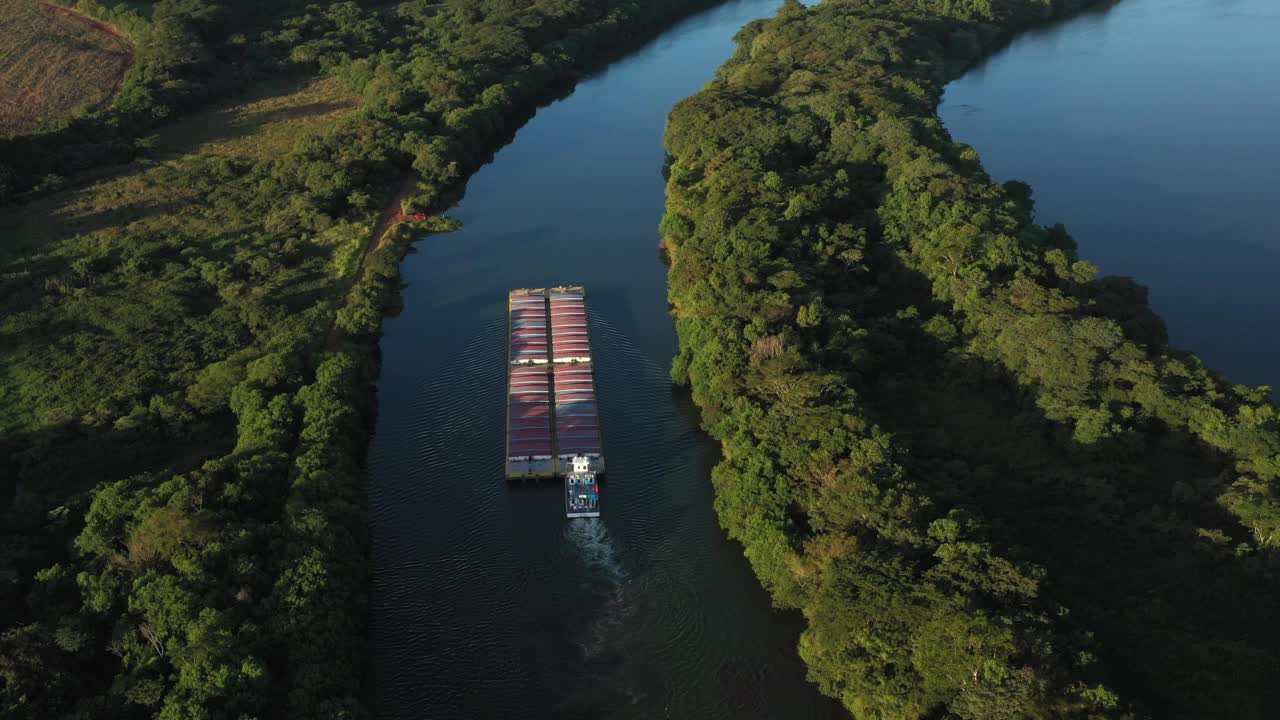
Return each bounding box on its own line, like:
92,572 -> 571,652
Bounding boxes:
0,0 -> 728,716
662,0 -> 1280,717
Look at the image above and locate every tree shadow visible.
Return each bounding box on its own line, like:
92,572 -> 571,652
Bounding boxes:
154,99 -> 359,160
849,244 -> 1280,718
944,0 -> 1124,79
425,0 -> 754,214
48,197 -> 191,240
0,411 -> 236,600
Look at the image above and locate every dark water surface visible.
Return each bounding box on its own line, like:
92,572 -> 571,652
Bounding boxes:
941,0 -> 1280,389
366,1 -> 844,718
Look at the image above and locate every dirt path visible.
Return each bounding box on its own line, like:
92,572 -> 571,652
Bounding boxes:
45,2 -> 130,43
322,177 -> 419,352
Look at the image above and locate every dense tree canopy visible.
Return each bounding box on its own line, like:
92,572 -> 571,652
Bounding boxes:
663,0 -> 1280,717
1,0 -> 726,716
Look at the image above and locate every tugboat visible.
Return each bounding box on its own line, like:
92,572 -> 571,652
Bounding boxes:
564,455 -> 600,518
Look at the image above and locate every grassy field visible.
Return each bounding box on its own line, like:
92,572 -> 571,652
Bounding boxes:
0,75 -> 360,253
0,0 -> 133,137
151,75 -> 362,160
0,74 -> 363,434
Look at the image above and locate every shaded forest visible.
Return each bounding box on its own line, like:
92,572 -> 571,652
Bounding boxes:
661,0 -> 1280,717
0,0 -> 729,717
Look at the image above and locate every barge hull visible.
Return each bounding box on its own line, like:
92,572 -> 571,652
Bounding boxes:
506,289 -> 555,479
505,286 -> 607,495
549,286 -> 605,476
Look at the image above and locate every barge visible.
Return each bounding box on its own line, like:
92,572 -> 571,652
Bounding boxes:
549,287 -> 605,477
506,289 -> 555,479
505,287 -> 606,518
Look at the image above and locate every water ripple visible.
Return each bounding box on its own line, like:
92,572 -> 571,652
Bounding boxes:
366,1 -> 848,716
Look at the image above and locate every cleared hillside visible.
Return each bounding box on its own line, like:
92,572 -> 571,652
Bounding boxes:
0,0 -> 133,136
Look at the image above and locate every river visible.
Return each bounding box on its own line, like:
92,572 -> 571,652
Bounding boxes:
364,1 -> 845,718
940,0 -> 1280,391
367,0 -> 1278,715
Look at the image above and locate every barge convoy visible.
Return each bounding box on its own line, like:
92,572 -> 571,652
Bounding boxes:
506,287 -> 605,518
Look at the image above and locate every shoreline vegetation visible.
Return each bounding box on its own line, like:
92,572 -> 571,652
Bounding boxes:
662,0 -> 1280,717
1,0 -> 736,716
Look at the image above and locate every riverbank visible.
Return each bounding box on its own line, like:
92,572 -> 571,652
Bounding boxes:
361,0 -> 861,716
663,0 -> 1280,715
940,0 -> 1280,392
1,1 -> 768,715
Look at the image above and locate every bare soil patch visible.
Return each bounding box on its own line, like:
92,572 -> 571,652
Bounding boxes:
0,0 -> 133,137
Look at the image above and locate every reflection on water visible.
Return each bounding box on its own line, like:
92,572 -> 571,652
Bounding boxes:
941,0 -> 1280,390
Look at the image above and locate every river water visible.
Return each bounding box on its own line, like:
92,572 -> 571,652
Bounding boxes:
940,0 -> 1280,390
367,0 -> 1279,715
365,1 -> 845,718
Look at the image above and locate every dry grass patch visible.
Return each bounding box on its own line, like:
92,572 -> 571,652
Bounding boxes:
152,75 -> 361,161
0,0 -> 133,137
0,75 -> 361,251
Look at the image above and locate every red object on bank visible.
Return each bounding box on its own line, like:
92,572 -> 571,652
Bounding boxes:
413,213 -> 428,220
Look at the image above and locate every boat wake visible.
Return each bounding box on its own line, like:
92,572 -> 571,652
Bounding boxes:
565,519 -> 626,597
563,519 -> 630,658
556,518 -> 654,715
